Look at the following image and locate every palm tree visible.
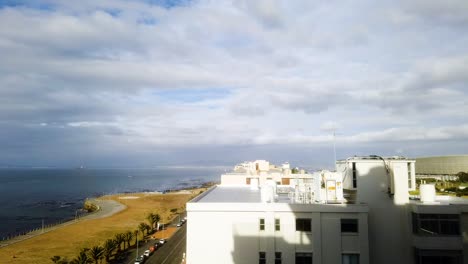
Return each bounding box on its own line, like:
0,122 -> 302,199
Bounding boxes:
154,213 -> 161,230
146,212 -> 156,230
89,245 -> 104,264
138,222 -> 148,238
71,249 -> 91,264
134,230 -> 139,247
52,256 -> 69,264
103,239 -> 116,263
114,233 -> 125,251
124,231 -> 133,249
145,224 -> 152,235
58,258 -> 69,264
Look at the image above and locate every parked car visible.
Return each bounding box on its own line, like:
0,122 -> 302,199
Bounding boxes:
150,245 -> 157,252
177,222 -> 183,227
143,249 -> 151,257
159,238 -> 166,245
135,255 -> 145,264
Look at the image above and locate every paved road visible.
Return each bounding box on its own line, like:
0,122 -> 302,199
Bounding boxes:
122,214 -> 186,264
147,224 -> 186,264
85,199 -> 127,220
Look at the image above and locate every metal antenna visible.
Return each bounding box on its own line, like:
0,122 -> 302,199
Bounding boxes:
333,129 -> 337,169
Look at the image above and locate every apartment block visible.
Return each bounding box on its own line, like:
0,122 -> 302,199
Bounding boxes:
186,156 -> 468,264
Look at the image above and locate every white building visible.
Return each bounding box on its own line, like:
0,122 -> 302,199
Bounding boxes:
186,157 -> 468,264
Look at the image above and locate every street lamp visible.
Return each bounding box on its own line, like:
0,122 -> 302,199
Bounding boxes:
135,232 -> 139,260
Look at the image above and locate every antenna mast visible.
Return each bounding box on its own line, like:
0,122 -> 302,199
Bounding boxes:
333,129 -> 337,169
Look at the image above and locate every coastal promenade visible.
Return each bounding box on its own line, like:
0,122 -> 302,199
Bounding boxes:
0,199 -> 126,248
0,189 -> 201,264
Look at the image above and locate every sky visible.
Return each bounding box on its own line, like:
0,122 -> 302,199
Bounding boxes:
0,0 -> 467,168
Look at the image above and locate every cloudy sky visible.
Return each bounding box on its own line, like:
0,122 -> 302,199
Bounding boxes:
0,0 -> 467,168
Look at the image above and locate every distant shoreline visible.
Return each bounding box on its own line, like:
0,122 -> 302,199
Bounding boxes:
0,181 -> 217,248
0,165 -> 220,239
0,199 -> 126,248
0,188 -> 205,263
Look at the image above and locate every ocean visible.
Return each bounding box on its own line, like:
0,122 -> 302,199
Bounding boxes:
0,167 -> 226,239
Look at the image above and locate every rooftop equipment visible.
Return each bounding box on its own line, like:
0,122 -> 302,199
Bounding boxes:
420,184 -> 436,203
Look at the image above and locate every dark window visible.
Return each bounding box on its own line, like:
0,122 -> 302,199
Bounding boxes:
352,162 -> 357,188
259,252 -> 266,264
414,248 -> 462,264
275,252 -> 282,264
342,254 -> 359,264
296,252 -> 313,264
259,218 -> 265,231
296,218 -> 312,232
275,218 -> 280,231
341,219 -> 358,233
412,212 -> 418,234
408,163 -> 412,189
412,213 -> 460,236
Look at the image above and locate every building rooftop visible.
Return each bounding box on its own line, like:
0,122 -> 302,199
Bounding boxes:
195,185 -> 339,204
409,195 -> 468,206
189,185 -> 369,214
196,186 -> 262,203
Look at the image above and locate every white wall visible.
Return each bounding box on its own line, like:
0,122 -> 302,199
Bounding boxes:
221,173 -> 248,185
350,159 -> 414,264
187,202 -> 369,264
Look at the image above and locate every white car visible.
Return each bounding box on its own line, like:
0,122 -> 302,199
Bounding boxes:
143,249 -> 151,257
159,238 -> 166,244
134,255 -> 145,264
176,222 -> 182,227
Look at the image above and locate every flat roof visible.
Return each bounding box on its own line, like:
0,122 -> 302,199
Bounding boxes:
194,185 -> 335,204
189,186 -> 369,213
196,186 -> 262,203
410,195 -> 468,206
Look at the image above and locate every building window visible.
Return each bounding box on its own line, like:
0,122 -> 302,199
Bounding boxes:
408,163 -> 412,189
275,252 -> 282,264
295,252 -> 312,264
412,213 -> 460,236
246,178 -> 251,185
259,218 -> 265,231
414,248 -> 462,264
259,252 -> 266,264
342,254 -> 359,264
296,218 -> 312,232
352,162 -> 357,188
275,218 -> 280,231
341,219 -> 358,233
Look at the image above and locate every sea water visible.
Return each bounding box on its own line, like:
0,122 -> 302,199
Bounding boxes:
0,167 -> 226,238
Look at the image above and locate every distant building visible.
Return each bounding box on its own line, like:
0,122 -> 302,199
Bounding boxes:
186,157 -> 468,264
415,155 -> 468,175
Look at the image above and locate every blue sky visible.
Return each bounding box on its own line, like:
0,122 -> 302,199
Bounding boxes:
0,0 -> 467,168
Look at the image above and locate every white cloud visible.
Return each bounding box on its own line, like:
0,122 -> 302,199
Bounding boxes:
0,0 -> 467,166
